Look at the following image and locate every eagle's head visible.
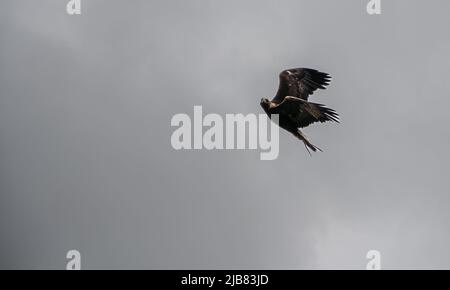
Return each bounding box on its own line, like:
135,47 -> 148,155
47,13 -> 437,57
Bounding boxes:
260,98 -> 270,105
260,98 -> 271,114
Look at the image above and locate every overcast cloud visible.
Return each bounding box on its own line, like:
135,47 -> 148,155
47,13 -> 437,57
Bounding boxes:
1,0 -> 450,269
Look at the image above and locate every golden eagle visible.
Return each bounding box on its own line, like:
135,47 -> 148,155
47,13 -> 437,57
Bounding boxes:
260,68 -> 339,153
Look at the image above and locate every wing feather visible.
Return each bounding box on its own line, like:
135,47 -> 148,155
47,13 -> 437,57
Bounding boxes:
272,96 -> 339,128
273,68 -> 332,103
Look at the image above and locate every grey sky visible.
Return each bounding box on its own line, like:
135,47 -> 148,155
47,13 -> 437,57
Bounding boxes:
1,0 -> 450,269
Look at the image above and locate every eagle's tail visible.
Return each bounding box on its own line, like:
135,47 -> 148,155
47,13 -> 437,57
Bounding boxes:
294,130 -> 322,155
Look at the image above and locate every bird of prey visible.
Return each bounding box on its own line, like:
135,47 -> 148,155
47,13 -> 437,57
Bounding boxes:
260,68 -> 339,154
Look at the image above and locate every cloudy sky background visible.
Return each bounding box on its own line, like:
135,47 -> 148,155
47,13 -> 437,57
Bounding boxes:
1,0 -> 450,269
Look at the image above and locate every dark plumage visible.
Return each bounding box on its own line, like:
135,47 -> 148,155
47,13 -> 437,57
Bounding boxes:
260,68 -> 339,154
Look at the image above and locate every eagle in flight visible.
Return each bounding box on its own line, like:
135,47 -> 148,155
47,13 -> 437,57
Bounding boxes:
260,68 -> 339,154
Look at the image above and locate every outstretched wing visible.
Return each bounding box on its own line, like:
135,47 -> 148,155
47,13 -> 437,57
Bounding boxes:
273,96 -> 339,128
272,68 -> 331,103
